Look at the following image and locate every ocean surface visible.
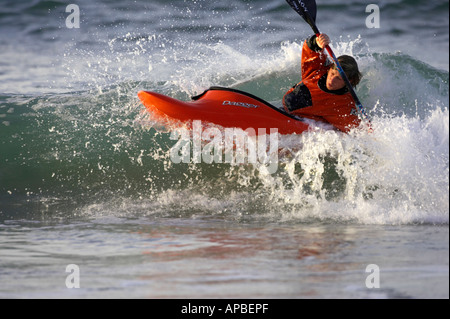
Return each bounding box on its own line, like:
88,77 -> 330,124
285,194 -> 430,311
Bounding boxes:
0,0 -> 448,299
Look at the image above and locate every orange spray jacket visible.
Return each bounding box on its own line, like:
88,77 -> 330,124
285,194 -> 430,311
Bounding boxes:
283,36 -> 361,132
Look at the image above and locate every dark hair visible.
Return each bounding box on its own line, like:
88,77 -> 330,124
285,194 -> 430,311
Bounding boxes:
332,55 -> 362,87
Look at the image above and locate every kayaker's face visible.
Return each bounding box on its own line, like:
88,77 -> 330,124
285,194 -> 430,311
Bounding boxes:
326,68 -> 345,91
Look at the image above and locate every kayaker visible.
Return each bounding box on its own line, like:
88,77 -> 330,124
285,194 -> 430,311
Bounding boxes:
283,33 -> 363,133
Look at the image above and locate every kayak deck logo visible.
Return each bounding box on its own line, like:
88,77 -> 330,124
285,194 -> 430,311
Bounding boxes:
222,100 -> 260,109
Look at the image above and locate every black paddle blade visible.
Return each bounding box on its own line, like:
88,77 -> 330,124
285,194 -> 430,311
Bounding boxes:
286,0 -> 317,29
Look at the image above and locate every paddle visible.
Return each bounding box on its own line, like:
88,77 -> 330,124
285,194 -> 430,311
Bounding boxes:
286,0 -> 368,120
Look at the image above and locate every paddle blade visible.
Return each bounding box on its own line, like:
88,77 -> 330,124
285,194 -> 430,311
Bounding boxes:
286,0 -> 317,28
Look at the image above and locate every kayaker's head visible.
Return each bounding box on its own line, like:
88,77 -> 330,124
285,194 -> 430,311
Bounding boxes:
326,55 -> 362,90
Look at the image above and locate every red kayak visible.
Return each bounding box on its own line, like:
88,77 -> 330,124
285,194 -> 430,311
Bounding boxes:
137,86 -> 310,135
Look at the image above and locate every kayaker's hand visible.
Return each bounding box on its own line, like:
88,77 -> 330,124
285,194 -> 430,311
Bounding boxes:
316,34 -> 330,49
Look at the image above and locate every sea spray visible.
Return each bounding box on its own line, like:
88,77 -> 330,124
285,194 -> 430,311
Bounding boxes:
1,4 -> 448,225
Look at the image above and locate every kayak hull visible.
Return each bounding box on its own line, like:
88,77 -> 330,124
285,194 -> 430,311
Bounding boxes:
137,86 -> 310,135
